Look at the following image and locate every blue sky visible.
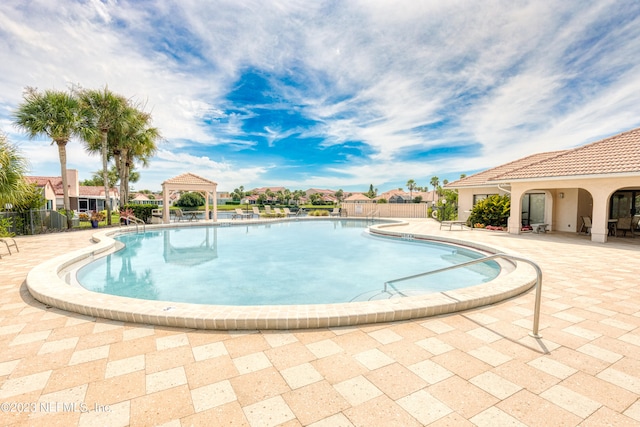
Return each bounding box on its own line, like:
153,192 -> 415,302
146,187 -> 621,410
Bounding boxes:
2,1 -> 640,193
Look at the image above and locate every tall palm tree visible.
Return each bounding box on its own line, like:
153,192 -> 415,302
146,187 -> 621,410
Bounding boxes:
109,106 -> 160,204
0,132 -> 30,207
406,179 -> 416,201
13,88 -> 80,228
77,86 -> 128,225
430,176 -> 440,205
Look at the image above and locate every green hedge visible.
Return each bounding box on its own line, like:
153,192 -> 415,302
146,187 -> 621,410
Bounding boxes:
122,204 -> 157,222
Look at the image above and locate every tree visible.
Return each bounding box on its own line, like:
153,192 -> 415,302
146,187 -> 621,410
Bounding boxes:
334,189 -> 344,203
0,132 -> 30,207
406,179 -> 416,200
110,105 -> 159,203
430,176 -> 440,204
77,86 -> 128,225
366,184 -> 376,199
13,88 -> 80,228
175,192 -> 205,208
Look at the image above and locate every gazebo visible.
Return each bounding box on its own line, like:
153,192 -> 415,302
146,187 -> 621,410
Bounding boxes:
161,173 -> 218,223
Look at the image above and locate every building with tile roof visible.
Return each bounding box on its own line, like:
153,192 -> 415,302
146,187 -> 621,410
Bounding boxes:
26,169 -> 119,213
446,127 -> 640,243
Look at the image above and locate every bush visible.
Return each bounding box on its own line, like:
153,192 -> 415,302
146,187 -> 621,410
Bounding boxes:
175,192 -> 205,208
468,195 -> 510,227
309,210 -> 329,216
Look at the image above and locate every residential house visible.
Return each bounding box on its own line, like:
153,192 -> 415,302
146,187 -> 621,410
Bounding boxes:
446,127 -> 640,243
26,169 -> 120,213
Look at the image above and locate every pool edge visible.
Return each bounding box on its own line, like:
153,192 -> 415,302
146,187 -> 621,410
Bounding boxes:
26,219 -> 538,330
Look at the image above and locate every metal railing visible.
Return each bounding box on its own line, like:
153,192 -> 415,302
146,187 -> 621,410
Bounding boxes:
366,210 -> 380,221
384,253 -> 543,338
121,216 -> 146,233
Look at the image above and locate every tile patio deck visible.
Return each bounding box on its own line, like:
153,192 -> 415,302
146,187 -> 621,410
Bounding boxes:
1,219 -> 639,426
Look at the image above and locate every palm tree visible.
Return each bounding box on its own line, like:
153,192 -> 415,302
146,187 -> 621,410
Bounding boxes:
0,132 -> 30,207
430,176 -> 440,205
109,106 -> 160,204
77,86 -> 128,225
13,88 -> 80,228
406,179 -> 416,201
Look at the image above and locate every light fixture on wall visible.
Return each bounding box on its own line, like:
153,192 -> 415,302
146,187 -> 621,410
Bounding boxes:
559,192 -> 564,199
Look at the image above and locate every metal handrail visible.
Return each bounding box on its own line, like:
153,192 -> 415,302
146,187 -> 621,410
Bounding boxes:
384,253 -> 543,338
122,215 -> 146,233
366,210 -> 380,221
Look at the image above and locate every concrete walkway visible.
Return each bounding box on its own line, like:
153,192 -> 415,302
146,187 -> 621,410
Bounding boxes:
0,220 -> 639,426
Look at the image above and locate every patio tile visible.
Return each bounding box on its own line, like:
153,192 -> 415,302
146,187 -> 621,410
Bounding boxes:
343,395 -> 422,427
333,375 -> 383,406
414,336 -> 454,355
527,356 -> 577,379
145,366 -> 188,393
282,380 -> 349,425
560,371 -> 638,412
497,389 -> 582,427
78,401 -> 130,427
469,406 -> 527,427
233,352 -> 273,374
407,359 -> 453,385
365,362 -> 427,400
431,349 -> 493,380
469,371 -> 522,399
191,341 -> 228,361
353,348 -> 394,370
397,389 -> 453,425
0,370 -> 51,399
190,379 -> 237,412
539,384 -> 601,418
306,338 -> 343,359
105,354 -> 145,378
242,395 -> 296,427
230,367 -> 290,407
428,375 -> 499,418
184,355 -> 239,389
311,353 -> 367,384
280,362 -> 323,389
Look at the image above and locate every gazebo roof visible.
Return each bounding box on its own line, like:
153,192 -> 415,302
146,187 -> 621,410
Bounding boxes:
162,173 -> 217,186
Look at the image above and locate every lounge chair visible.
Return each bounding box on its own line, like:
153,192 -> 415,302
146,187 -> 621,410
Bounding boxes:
264,205 -> 273,215
283,207 -> 296,217
174,209 -> 184,222
329,208 -> 341,217
273,207 -> 283,216
579,216 -> 591,234
252,207 -> 261,218
233,208 -> 252,220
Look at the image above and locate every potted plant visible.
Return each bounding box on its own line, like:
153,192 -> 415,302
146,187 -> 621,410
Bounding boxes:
90,211 -> 104,228
120,208 -> 134,225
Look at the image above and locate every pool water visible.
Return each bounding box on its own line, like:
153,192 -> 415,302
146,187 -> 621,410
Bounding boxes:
77,220 -> 500,305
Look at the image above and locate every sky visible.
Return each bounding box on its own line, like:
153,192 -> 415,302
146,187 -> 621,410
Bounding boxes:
1,0 -> 640,193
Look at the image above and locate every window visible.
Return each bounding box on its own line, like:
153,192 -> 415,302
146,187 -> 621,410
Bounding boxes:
473,194 -> 497,205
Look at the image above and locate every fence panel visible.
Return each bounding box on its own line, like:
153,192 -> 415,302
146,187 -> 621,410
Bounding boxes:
341,202 -> 428,218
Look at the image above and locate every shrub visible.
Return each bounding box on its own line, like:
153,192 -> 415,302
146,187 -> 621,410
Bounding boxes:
468,195 -> 510,227
122,204 -> 156,222
175,192 -> 205,208
309,210 -> 329,216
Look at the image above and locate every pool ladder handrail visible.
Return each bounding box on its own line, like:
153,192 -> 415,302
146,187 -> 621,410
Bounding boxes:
384,253 -> 543,338
122,215 -> 146,233
366,210 -> 380,221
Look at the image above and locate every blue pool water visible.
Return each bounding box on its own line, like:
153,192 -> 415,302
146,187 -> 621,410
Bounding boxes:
77,220 -> 500,305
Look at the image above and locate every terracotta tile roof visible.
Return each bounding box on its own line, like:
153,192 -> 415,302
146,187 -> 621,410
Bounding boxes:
344,193 -> 373,202
25,177 -> 55,188
446,151 -> 565,188
28,176 -> 64,193
493,127 -> 640,181
162,173 -> 217,186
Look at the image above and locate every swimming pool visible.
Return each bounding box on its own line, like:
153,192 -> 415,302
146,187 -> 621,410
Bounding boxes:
76,220 -> 500,305
26,218 -> 538,329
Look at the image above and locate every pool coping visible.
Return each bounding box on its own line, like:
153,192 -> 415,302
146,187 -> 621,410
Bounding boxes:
25,218 -> 538,330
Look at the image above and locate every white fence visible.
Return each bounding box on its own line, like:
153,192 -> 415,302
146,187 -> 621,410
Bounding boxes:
341,202 -> 428,218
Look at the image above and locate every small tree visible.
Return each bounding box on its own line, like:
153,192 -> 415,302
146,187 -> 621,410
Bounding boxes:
175,192 -> 205,209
